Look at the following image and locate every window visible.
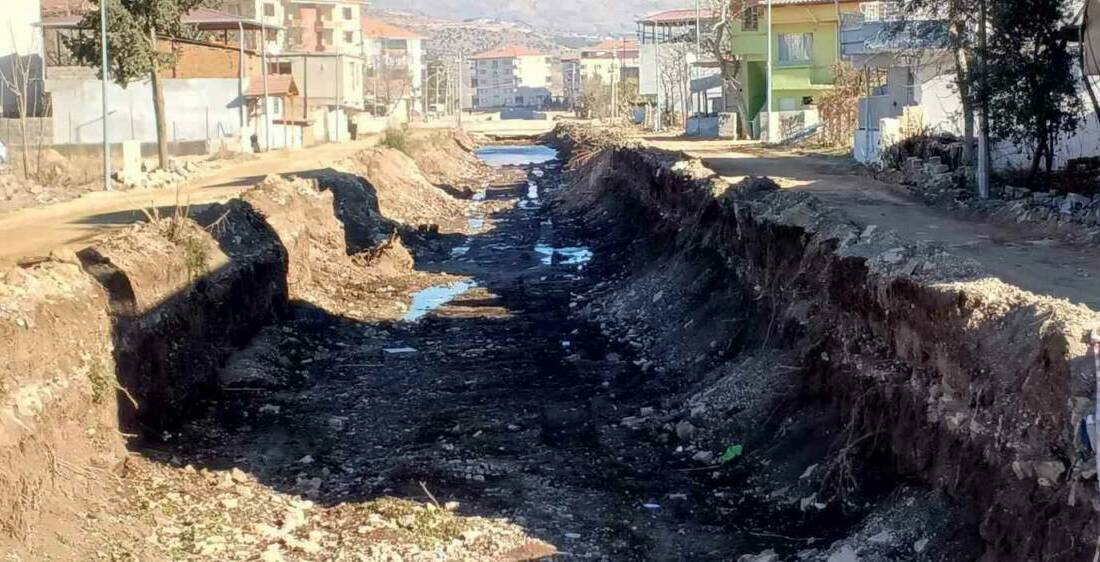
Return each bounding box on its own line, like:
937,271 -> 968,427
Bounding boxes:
265,29 -> 277,42
321,29 -> 333,45
777,33 -> 813,65
344,31 -> 355,44
263,2 -> 275,17
268,61 -> 292,74
343,7 -> 353,19
742,7 -> 760,31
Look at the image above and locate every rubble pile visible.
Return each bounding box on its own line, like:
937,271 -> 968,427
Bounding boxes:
897,155 -> 1100,243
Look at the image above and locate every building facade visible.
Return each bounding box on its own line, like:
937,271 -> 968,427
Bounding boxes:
579,39 -> 640,87
470,45 -> 552,109
362,19 -> 424,117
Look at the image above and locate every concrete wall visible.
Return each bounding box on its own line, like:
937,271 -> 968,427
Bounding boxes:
283,55 -> 364,110
47,78 -> 243,145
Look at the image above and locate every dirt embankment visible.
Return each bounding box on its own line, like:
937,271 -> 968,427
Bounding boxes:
552,129 -> 1099,560
0,133 -> 515,559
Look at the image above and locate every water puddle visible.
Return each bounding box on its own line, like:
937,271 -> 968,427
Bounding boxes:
403,281 -> 477,322
476,145 -> 559,167
468,217 -> 485,231
534,244 -> 593,266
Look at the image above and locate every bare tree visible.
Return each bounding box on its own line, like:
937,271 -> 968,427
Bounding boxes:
0,25 -> 44,179
658,40 -> 691,127
704,0 -> 751,138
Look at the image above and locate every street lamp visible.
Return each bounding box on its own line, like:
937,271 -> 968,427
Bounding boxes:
100,0 -> 110,190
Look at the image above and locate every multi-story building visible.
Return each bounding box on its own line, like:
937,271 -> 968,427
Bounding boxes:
362,19 -> 424,116
284,0 -> 364,54
469,45 -> 552,109
216,0 -> 288,50
579,39 -> 640,87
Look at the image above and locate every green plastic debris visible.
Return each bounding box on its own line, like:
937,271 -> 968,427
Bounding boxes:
718,444 -> 743,464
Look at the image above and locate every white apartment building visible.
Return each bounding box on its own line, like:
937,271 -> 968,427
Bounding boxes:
362,20 -> 424,116
470,45 -> 553,109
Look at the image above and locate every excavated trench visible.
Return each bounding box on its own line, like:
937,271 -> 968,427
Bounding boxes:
3,130 -> 1096,560
119,144 -> 982,559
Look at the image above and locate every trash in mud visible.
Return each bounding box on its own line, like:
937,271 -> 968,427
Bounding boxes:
719,444 -> 744,464
403,281 -> 477,322
383,347 -> 418,355
475,145 -> 559,167
468,218 -> 485,230
534,244 -> 593,266
527,181 -> 539,199
450,246 -> 471,258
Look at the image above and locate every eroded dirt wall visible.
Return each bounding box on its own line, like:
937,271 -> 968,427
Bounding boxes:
557,138 -> 1099,560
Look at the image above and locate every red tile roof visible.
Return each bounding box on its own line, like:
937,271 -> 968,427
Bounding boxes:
245,74 -> 298,98
361,19 -> 423,39
470,45 -> 543,60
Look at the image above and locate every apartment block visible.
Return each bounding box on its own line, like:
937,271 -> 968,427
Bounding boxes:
470,45 -> 552,109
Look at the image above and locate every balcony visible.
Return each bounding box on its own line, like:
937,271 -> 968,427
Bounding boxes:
772,65 -> 836,90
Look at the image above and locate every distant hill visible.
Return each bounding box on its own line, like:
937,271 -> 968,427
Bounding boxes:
369,0 -> 684,35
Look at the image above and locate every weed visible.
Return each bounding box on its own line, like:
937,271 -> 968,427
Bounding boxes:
381,126 -> 416,155
88,358 -> 111,405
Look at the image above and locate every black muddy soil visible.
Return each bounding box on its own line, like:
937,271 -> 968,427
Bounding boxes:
130,148 -> 980,561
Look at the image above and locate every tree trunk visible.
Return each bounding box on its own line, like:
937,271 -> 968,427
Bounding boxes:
150,28 -> 169,169
950,17 -> 975,166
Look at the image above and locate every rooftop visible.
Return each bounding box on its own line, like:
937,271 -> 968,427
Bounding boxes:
361,19 -> 423,39
470,45 -> 543,60
245,74 -> 299,98
636,8 -> 716,24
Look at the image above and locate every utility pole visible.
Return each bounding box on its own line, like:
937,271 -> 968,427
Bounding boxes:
766,0 -> 775,141
611,41 -> 618,120
261,12 -> 271,151
976,0 -> 990,199
456,53 -> 464,128
100,0 -> 111,190
655,23 -> 662,131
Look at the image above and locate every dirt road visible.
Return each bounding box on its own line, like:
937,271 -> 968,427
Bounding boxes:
0,139 -> 387,266
649,138 -> 1100,311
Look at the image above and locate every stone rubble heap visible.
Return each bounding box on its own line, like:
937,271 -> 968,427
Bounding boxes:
901,155 -> 1100,243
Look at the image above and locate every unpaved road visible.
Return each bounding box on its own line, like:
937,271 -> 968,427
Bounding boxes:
649,138 -> 1100,311
0,139 -> 385,266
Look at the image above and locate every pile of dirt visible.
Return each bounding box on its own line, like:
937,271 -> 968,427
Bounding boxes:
235,175 -> 421,321
551,126 -> 1100,560
405,130 -> 490,197
336,147 -> 469,233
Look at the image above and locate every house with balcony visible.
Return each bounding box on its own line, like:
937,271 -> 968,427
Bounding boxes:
215,0 -> 287,50
362,19 -> 424,117
469,45 -> 552,110
724,0 -> 864,140
637,9 -> 717,123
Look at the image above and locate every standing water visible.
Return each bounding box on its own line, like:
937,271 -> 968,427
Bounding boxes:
475,145 -> 559,167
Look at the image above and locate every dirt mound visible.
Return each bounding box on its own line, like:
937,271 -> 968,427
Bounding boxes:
405,131 -> 490,196
236,175 -> 419,320
336,147 -> 469,233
